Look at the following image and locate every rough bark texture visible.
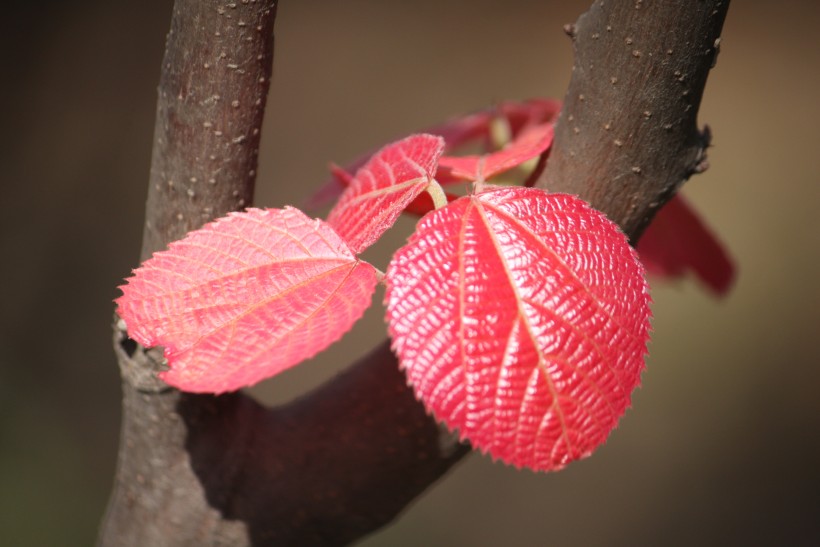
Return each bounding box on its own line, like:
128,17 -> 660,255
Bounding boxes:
139,0 -> 270,260
100,0 -> 278,544
538,1 -> 729,240
100,1 -> 729,546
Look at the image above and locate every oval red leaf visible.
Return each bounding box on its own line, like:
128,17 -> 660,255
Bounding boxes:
116,207 -> 378,393
385,187 -> 651,471
326,134 -> 445,255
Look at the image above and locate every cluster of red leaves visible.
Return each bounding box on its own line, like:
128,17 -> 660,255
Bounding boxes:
117,99 -> 733,472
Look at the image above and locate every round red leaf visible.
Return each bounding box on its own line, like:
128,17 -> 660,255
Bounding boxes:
385,186 -> 651,471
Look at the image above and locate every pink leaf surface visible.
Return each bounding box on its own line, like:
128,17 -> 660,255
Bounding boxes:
385,187 -> 651,471
326,134 -> 445,255
638,194 -> 735,296
116,207 -> 378,393
438,122 -> 555,182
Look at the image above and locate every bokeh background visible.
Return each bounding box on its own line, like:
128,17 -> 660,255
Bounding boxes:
2,1 -> 819,545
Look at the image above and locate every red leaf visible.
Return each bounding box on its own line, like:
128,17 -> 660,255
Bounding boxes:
438,122 -> 554,182
306,99 -> 561,209
423,109 -> 495,151
385,187 -> 651,471
499,98 -> 562,135
426,98 -> 560,153
116,207 -> 378,393
638,194 -> 735,296
327,134 -> 445,254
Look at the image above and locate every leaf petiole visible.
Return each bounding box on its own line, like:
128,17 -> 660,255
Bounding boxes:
425,179 -> 448,210
489,112 -> 512,150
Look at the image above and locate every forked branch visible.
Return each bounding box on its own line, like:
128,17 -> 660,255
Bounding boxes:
100,1 -> 729,545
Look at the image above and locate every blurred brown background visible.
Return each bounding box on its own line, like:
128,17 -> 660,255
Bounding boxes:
2,1 -> 818,545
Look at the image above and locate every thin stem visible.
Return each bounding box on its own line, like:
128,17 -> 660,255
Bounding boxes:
426,179 -> 448,209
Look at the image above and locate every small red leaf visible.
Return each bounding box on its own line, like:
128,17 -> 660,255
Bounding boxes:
385,187 -> 651,471
327,134 -> 445,255
307,99 -> 561,209
638,194 -> 735,296
499,98 -> 562,135
438,122 -> 554,182
116,207 -> 378,393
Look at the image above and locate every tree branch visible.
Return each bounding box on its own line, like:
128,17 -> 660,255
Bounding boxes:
100,0 -> 278,543
538,1 -> 729,240
100,1 -> 729,546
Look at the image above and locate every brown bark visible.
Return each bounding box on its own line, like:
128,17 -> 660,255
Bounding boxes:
100,1 -> 729,546
538,1 -> 729,240
100,0 -> 279,544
